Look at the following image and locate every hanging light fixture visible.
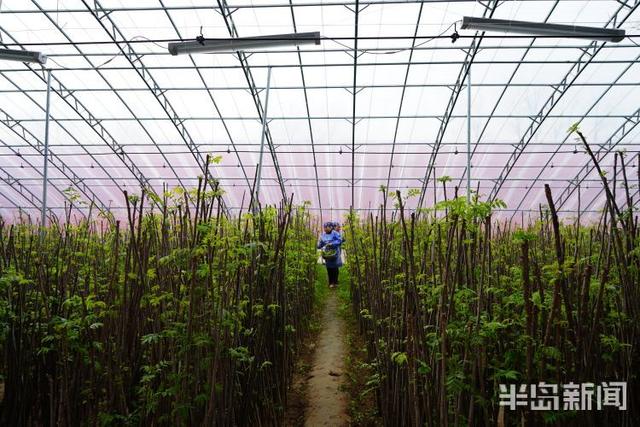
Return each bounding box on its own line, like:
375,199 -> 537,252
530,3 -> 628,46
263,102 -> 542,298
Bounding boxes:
168,31 -> 321,55
0,48 -> 47,64
461,17 -> 625,42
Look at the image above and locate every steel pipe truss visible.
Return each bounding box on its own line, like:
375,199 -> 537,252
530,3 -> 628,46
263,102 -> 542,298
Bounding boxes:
0,105 -> 109,214
486,0 -> 640,202
0,21 -> 152,194
416,0 -> 499,209
83,0 -> 231,214
216,0 -> 288,201
454,0 -> 560,192
553,106 -> 640,212
506,48 -> 640,217
156,0 -> 252,197
0,165 -> 50,217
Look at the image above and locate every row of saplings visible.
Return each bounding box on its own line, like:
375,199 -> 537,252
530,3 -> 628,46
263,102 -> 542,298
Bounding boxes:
346,164 -> 639,426
0,177 -> 319,426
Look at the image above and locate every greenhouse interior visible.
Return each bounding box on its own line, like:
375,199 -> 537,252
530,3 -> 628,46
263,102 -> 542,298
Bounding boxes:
0,0 -> 639,426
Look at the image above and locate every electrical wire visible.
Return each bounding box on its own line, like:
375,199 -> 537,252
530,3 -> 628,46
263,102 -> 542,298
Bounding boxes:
46,57 -> 73,70
45,35 -> 172,70
349,21 -> 461,55
93,36 -> 165,69
128,35 -> 169,50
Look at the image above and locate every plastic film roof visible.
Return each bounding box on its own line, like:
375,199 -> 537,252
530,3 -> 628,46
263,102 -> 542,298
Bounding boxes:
0,0 -> 639,222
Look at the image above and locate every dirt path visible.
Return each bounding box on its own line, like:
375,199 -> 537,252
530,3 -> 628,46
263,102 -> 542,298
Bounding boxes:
304,291 -> 350,426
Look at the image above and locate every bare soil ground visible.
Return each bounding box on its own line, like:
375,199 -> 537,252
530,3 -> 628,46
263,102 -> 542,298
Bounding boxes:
285,332 -> 318,426
303,291 -> 350,426
305,291 -> 349,427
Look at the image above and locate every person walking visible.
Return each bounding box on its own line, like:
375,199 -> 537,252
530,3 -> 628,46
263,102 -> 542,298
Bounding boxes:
334,222 -> 346,265
334,222 -> 343,239
317,221 -> 343,288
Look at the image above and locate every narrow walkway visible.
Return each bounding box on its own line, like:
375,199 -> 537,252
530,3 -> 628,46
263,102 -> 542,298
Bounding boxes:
304,291 -> 349,426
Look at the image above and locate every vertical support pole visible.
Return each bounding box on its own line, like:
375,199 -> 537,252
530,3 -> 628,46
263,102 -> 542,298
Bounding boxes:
466,68 -> 471,204
253,66 -> 271,214
42,69 -> 52,229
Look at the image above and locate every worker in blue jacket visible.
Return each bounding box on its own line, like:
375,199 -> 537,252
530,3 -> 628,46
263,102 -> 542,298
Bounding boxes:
334,222 -> 346,263
334,222 -> 344,240
317,221 -> 343,288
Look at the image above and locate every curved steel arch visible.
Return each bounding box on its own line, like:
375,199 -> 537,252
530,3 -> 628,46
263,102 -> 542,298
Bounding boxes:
554,108 -> 640,213
288,0 -> 324,221
0,149 -> 86,220
0,27 -> 149,206
157,0 -> 253,196
81,0 -> 231,215
30,2 -> 192,204
507,50 -> 640,219
0,72 -> 127,201
0,105 -> 108,215
0,166 -> 52,219
216,0 -> 288,202
486,0 -> 640,203
454,0 -> 560,191
415,0 -> 499,210
384,2 -> 425,193
0,22 -> 154,195
0,1 -> 637,217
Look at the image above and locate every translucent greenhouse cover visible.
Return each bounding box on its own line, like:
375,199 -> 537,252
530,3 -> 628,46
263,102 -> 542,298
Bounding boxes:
0,0 -> 639,222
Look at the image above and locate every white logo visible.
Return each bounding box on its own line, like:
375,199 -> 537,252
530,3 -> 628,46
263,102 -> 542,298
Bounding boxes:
499,382 -> 627,411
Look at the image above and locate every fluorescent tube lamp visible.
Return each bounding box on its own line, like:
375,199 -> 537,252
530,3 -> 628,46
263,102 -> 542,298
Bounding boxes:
168,31 -> 321,55
0,48 -> 47,64
461,17 -> 625,42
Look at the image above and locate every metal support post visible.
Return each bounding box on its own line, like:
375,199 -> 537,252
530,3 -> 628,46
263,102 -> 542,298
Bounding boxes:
42,69 -> 52,228
253,66 -> 272,213
466,69 -> 471,203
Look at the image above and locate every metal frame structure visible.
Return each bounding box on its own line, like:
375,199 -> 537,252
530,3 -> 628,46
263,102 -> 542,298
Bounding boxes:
415,0 -> 498,209
216,0 -> 287,202
155,0 -> 252,197
453,0 -> 560,192
0,0 -> 638,219
288,0 -> 324,222
485,0 -> 640,201
0,105 -> 106,216
0,23 -> 154,194
384,2 -> 424,194
505,48 -> 640,217
81,0 -> 230,213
